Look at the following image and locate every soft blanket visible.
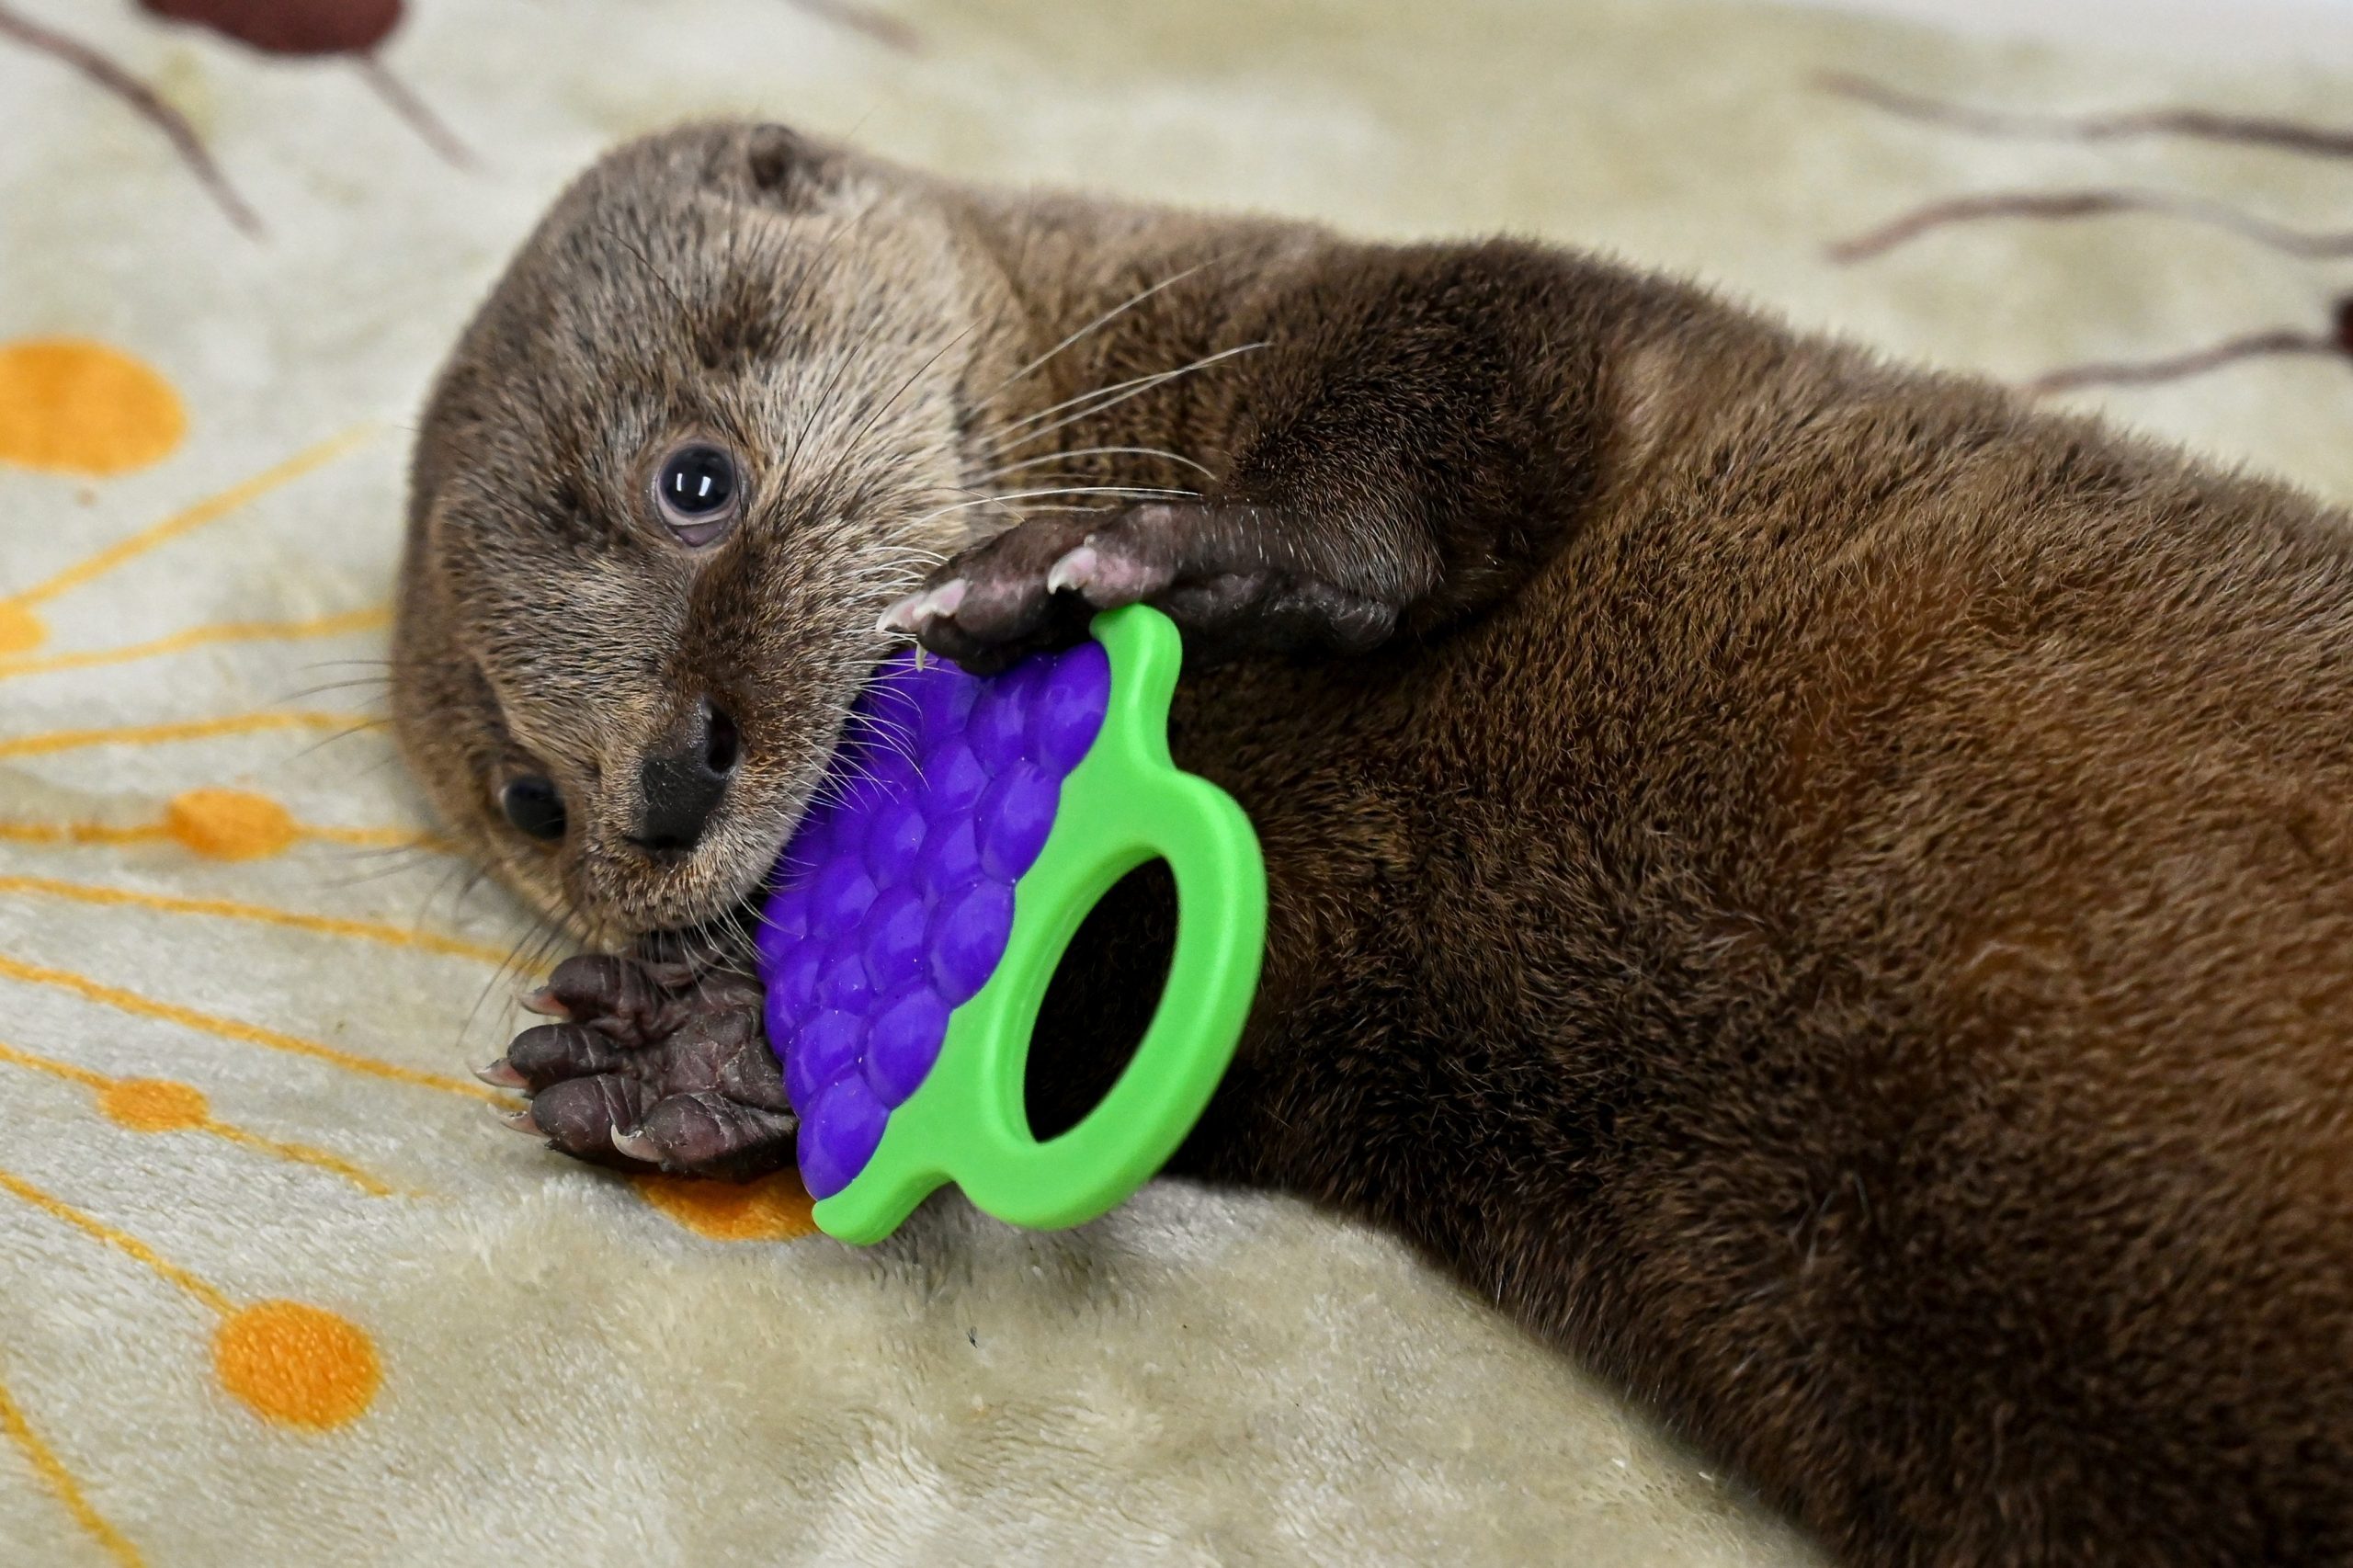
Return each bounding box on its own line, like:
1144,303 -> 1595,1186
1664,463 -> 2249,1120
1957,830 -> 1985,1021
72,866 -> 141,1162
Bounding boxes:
3,0 -> 2347,1562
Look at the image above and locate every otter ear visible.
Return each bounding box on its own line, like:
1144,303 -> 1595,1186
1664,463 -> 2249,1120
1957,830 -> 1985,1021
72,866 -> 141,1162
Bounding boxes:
739,124 -> 840,213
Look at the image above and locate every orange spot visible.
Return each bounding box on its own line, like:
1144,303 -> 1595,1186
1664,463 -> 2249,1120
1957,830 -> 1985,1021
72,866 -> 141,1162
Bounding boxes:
0,601 -> 41,655
635,1171 -> 818,1242
211,1301 -> 379,1429
0,1038 -> 398,1194
0,339 -> 185,476
165,789 -> 298,859
99,1077 -> 210,1132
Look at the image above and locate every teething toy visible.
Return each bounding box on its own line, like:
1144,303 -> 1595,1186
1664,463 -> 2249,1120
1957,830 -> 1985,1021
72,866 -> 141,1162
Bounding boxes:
755,605 -> 1265,1244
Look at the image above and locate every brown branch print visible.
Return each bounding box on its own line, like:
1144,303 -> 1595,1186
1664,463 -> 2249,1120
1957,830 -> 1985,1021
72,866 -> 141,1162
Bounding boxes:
789,0 -> 920,53
1818,71 -> 2353,161
1829,188 -> 2353,264
140,0 -> 472,168
0,0 -> 265,235
351,52 -> 472,168
2029,301 -> 2353,395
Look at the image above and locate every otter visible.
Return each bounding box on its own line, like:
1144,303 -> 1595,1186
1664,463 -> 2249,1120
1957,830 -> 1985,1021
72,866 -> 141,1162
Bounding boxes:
392,121 -> 2353,1565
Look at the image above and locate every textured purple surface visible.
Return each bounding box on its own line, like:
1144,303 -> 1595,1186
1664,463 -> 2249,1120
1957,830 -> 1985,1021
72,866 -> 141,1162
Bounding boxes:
759,642 -> 1112,1199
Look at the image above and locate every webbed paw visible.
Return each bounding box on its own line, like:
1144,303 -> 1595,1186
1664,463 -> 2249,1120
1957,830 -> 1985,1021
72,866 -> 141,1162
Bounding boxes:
484,948 -> 796,1181
881,501 -> 1402,671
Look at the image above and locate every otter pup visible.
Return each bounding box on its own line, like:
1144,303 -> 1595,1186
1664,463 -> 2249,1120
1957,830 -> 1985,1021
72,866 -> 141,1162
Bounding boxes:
393,122 -> 2353,1564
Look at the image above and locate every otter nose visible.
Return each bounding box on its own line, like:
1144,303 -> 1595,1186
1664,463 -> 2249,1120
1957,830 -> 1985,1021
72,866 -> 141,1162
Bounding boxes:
631,700 -> 740,857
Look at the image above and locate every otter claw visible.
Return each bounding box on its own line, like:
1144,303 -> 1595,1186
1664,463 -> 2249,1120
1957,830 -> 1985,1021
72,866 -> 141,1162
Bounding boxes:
498,1106 -> 542,1137
519,986 -> 568,1018
881,579 -> 969,635
1045,545 -> 1099,596
917,578 -> 968,621
610,1126 -> 662,1163
474,1057 -> 529,1088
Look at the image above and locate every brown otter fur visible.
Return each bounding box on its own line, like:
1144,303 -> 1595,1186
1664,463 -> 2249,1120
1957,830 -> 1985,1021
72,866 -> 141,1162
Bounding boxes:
394,122 -> 2353,1564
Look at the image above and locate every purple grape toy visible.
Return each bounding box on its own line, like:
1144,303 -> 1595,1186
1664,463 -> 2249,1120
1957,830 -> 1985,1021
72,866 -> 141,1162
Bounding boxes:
756,605 -> 1265,1244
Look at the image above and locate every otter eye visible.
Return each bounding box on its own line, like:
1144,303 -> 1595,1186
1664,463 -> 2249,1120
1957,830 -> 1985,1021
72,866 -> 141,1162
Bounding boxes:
500,776 -> 567,841
652,441 -> 742,545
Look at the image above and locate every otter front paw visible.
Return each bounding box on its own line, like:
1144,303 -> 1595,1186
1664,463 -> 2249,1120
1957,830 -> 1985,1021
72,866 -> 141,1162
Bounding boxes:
882,501 -> 1403,671
483,950 -> 797,1181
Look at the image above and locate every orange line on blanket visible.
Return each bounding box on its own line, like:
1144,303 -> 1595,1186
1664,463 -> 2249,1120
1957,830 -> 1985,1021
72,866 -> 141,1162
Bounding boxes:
0,1365 -> 145,1568
0,821 -> 167,849
0,710 -> 377,761
6,426 -> 372,612
198,1121 -> 400,1196
0,606 -> 390,682
0,1163 -> 233,1312
308,824 -> 444,849
0,1040 -> 398,1197
0,951 -> 498,1101
0,1164 -> 381,1428
0,790 -> 446,860
0,876 -> 506,967
0,1039 -> 107,1091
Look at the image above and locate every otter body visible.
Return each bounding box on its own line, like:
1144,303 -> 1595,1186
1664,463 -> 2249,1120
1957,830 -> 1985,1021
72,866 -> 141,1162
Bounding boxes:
396,125 -> 2353,1564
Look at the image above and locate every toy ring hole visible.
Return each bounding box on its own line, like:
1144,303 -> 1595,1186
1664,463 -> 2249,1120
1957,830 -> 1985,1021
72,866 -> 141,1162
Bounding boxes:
1023,858 -> 1176,1141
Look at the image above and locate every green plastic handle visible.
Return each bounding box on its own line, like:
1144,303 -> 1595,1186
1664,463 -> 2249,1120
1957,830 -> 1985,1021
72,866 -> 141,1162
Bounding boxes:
810,605 -> 1267,1244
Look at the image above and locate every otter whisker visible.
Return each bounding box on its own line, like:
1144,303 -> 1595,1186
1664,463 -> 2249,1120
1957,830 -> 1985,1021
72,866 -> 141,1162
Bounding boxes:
308,843 -> 448,892
461,897 -> 563,1050
984,342 -> 1267,447
790,333 -> 887,486
842,709 -> 921,770
982,343 -> 1269,459
283,717 -> 395,767
836,322 -> 980,464
842,703 -> 917,741
903,484 -> 1199,531
771,197 -> 900,500
603,225 -> 693,324
436,858 -> 495,929
271,675 -> 397,703
970,445 -> 1217,483
407,857 -> 476,933
849,543 -> 949,572
971,261 -> 1218,411
971,503 -> 1115,522
718,903 -> 761,971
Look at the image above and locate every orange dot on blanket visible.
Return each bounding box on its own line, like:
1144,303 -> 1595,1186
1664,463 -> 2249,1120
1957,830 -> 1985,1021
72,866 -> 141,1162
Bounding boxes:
167,789 -> 298,858
101,1078 -> 210,1131
635,1170 -> 817,1242
0,601 -> 41,654
0,338 -> 186,475
212,1301 -> 380,1428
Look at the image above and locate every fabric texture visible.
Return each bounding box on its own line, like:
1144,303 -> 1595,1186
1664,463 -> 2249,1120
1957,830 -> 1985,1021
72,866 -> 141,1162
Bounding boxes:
1,0 -> 2347,1562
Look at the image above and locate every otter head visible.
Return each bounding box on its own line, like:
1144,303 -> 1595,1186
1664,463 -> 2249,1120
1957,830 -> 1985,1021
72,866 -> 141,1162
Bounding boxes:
393,122 -> 1022,946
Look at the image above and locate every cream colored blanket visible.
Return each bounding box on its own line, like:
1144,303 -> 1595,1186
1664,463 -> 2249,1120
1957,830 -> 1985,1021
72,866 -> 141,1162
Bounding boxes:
3,0 -> 2347,1562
